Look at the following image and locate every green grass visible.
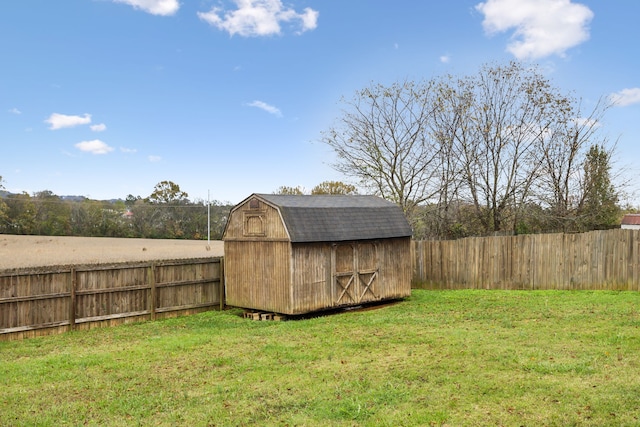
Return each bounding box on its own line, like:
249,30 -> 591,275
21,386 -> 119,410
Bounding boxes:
2,290 -> 640,426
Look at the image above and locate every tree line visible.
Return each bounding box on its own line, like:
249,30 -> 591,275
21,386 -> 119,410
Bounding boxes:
0,179 -> 359,240
0,180 -> 232,240
321,61 -> 627,239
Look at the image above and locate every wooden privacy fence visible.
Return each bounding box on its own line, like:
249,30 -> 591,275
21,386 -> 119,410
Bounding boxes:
413,229 -> 640,290
0,257 -> 224,341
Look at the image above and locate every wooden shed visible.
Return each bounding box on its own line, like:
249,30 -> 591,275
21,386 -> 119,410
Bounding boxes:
223,193 -> 413,315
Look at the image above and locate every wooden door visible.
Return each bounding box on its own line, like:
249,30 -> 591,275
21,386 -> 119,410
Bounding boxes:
332,242 -> 379,306
356,242 -> 378,304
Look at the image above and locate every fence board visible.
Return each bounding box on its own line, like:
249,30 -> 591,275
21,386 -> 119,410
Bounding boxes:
0,257 -> 223,341
413,229 -> 640,291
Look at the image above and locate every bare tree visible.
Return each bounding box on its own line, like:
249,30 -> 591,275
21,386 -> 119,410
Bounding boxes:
322,61 -> 622,238
321,80 -> 443,222
421,77 -> 474,237
442,62 -> 574,234
534,97 -> 614,231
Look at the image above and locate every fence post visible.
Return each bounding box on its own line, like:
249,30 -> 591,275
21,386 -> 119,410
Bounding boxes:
219,257 -> 225,311
149,263 -> 156,321
417,240 -> 423,283
70,268 -> 77,331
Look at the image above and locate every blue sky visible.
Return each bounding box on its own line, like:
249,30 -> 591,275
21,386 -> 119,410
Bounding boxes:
2,0 -> 639,205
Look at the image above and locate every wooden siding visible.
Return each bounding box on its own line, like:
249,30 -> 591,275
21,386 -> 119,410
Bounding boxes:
379,237 -> 412,298
0,258 -> 223,341
291,243 -> 333,314
412,229 -> 640,290
288,238 -> 412,314
225,237 -> 412,315
224,198 -> 288,241
224,240 -> 292,313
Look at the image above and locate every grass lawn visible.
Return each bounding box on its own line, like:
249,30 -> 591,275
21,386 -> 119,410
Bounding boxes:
2,289 -> 640,426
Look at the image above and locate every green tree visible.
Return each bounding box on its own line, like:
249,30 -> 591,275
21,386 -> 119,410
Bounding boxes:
311,181 -> 358,195
274,186 -> 305,195
129,198 -> 157,238
143,181 -> 191,238
4,192 -> 37,234
70,199 -> 128,237
577,144 -> 620,230
33,191 -> 71,235
186,198 -> 232,240
147,181 -> 189,204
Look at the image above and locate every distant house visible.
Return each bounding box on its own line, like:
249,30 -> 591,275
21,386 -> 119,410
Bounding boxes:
621,214 -> 640,230
222,193 -> 413,315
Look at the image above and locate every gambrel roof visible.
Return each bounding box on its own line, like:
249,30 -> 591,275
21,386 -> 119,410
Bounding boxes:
250,193 -> 412,243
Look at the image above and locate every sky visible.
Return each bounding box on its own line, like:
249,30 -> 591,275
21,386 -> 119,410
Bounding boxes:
2,0 -> 640,206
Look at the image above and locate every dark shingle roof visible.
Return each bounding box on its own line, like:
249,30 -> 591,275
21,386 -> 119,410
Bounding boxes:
255,194 -> 412,242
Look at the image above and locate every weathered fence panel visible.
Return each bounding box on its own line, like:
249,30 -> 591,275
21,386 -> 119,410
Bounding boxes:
0,257 -> 223,341
413,229 -> 640,291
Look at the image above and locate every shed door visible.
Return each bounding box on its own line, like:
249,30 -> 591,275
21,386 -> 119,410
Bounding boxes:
332,242 -> 379,306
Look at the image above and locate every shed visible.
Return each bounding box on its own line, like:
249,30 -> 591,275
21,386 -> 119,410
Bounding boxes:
621,214 -> 640,230
222,193 -> 413,315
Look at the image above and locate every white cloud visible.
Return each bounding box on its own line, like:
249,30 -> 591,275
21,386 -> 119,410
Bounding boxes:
296,6 -> 319,34
75,140 -> 114,155
8,107 -> 21,114
45,113 -> 92,130
198,0 -> 318,37
440,54 -> 451,63
148,155 -> 162,162
112,0 -> 179,16
120,147 -> 138,153
609,88 -> 640,107
247,100 -> 282,117
475,0 -> 593,60
90,123 -> 107,132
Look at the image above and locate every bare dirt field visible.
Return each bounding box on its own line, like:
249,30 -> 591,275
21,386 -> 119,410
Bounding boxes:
0,235 -> 224,271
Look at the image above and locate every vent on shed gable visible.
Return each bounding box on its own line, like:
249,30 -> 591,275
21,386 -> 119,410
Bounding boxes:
242,197 -> 267,236
243,211 -> 266,236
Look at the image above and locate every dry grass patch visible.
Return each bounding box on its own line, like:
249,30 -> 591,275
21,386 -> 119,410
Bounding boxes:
0,235 -> 223,270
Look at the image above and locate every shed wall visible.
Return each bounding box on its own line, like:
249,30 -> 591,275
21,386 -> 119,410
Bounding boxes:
288,237 -> 412,314
291,243 -> 333,313
224,240 -> 292,313
379,237 -> 412,298
622,225 -> 640,230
